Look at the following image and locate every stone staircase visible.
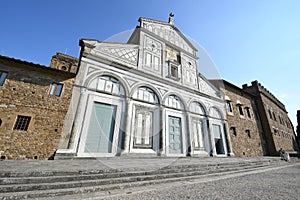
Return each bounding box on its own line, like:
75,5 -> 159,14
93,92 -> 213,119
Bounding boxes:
0,158 -> 283,199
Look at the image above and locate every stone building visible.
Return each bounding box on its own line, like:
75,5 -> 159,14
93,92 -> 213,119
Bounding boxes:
56,14 -> 233,158
0,53 -> 77,159
243,81 -> 299,155
211,80 -> 265,157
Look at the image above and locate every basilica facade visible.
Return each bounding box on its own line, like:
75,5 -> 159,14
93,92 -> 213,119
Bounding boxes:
56,15 -> 233,158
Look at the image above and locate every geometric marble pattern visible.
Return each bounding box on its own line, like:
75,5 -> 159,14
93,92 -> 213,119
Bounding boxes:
96,47 -> 138,66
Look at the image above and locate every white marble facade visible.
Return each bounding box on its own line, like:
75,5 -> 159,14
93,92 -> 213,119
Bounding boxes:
56,15 -> 233,158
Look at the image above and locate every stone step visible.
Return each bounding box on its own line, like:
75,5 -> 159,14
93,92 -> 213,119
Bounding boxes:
0,160 -> 268,186
0,161 -> 271,195
0,162 -> 274,200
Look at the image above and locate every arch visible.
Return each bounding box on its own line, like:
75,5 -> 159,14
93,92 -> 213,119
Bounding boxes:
132,86 -> 159,104
162,92 -> 187,110
130,83 -> 162,104
84,71 -> 129,97
209,107 -> 224,119
163,93 -> 186,110
188,100 -> 207,115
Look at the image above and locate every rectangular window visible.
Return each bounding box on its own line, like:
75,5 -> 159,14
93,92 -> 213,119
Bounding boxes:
170,65 -> 178,78
226,100 -> 233,113
237,104 -> 244,116
272,112 -> 277,121
0,71 -> 8,86
230,127 -> 237,137
50,83 -> 63,97
268,109 -> 273,119
246,130 -> 251,138
14,115 -> 31,131
245,107 -> 251,119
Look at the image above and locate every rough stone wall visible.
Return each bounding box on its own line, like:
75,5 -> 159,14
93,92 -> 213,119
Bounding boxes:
223,83 -> 264,157
0,57 -> 76,160
260,94 -> 298,153
243,81 -> 299,155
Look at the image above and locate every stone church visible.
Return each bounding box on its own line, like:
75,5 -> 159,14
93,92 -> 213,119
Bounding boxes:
55,14 -> 233,158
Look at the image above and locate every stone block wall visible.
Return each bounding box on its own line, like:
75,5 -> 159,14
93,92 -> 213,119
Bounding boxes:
243,80 -> 299,155
260,94 -> 298,153
223,81 -> 264,157
0,56 -> 76,160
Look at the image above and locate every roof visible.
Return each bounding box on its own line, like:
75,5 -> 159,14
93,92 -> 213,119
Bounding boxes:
0,54 -> 76,77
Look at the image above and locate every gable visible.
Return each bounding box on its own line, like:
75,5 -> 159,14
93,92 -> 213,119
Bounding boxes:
198,75 -> 220,98
139,18 -> 197,56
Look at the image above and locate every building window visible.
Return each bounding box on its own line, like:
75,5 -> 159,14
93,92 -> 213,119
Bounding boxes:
226,100 -> 233,113
50,83 -> 63,97
245,107 -> 251,119
272,112 -> 277,121
230,127 -> 237,136
14,115 -> 31,131
237,104 -> 244,116
268,109 -> 273,120
246,130 -> 251,138
170,65 -> 178,78
273,128 -> 279,135
0,71 -> 8,86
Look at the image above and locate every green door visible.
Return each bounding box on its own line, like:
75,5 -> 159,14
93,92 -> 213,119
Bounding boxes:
168,116 -> 182,154
84,102 -> 117,153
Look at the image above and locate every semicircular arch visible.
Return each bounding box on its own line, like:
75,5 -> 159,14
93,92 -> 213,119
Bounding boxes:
130,83 -> 162,104
84,71 -> 129,97
163,92 -> 187,111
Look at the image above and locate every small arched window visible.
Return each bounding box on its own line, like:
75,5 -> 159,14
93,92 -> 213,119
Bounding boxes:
210,107 -> 223,119
165,95 -> 184,110
132,87 -> 159,104
190,102 -> 206,115
61,66 -> 67,71
88,76 -> 125,96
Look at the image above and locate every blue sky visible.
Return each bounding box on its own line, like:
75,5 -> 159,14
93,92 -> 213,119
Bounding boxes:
1,0 -> 299,128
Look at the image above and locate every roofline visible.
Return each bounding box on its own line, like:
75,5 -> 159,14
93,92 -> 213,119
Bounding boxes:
0,54 -> 76,77
210,79 -> 256,98
138,17 -> 198,51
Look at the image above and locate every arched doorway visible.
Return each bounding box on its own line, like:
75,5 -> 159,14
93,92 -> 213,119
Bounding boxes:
164,94 -> 187,156
77,75 -> 126,157
189,101 -> 209,156
129,86 -> 161,154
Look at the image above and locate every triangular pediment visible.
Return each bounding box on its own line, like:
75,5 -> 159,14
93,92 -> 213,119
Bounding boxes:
198,74 -> 221,98
139,18 -> 197,55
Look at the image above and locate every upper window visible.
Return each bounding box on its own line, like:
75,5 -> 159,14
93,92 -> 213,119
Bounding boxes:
14,115 -> 31,131
170,65 -> 178,78
50,83 -> 63,97
272,112 -> 277,121
0,71 -> 8,86
245,107 -> 251,119
268,109 -> 273,119
237,104 -> 244,116
226,100 -> 233,113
